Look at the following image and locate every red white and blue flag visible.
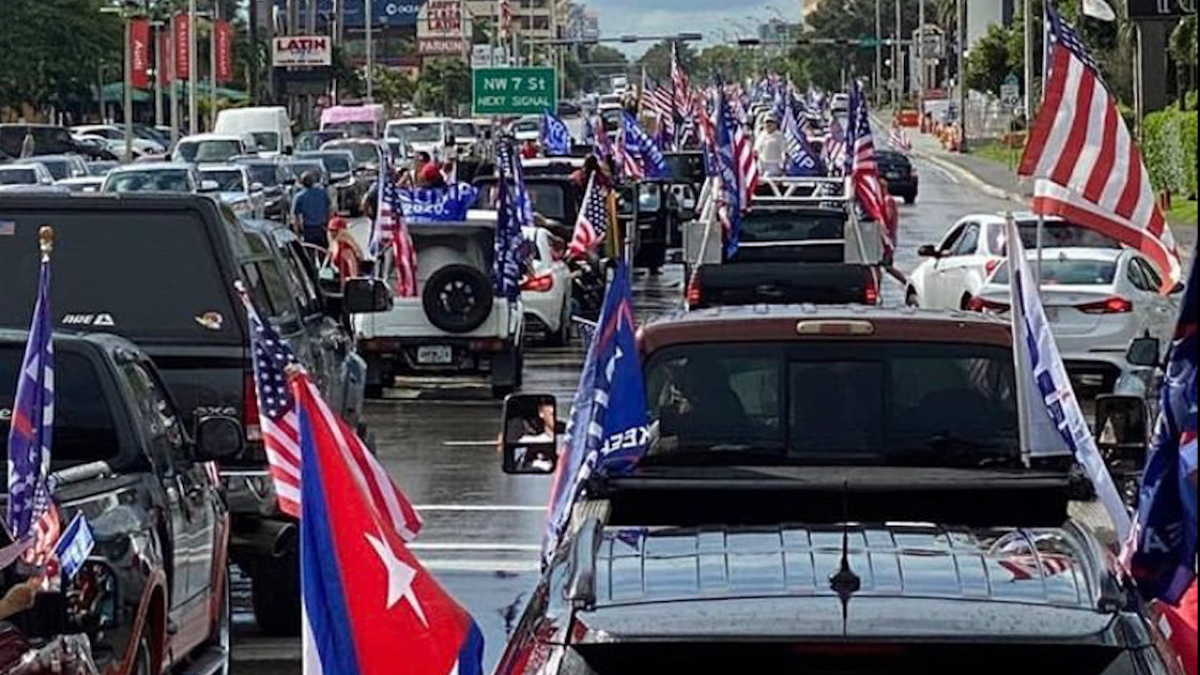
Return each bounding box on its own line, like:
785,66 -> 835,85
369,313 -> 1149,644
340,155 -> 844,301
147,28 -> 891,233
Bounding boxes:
296,371 -> 483,675
846,82 -> 889,229
375,168 -> 419,298
618,111 -> 668,181
823,118 -> 848,177
246,299 -> 422,541
1125,249 -> 1198,606
568,173 -> 613,259
6,244 -> 60,566
1020,5 -> 1181,290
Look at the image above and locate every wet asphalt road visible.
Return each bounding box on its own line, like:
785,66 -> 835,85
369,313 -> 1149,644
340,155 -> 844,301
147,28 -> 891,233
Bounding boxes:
230,154 -> 1019,674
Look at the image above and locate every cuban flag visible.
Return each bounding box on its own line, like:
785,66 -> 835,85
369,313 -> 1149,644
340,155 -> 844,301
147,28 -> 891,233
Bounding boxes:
7,241 -> 58,563
1126,248 -> 1198,606
540,111 -> 572,157
1005,215 -> 1132,542
297,370 -> 484,675
542,261 -> 648,567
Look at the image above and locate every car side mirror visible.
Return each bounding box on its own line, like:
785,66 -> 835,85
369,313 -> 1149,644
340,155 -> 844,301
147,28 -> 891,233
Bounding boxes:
195,415 -> 246,461
251,182 -> 265,192
502,394 -> 560,476
1126,336 -> 1162,368
918,244 -> 941,258
344,277 -> 393,314
1094,394 -> 1150,459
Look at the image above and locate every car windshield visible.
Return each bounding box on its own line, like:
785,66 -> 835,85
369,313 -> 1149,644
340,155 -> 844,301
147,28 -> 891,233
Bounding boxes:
298,132 -> 342,152
478,181 -> 567,222
175,139 -> 241,163
288,162 -> 325,181
201,170 -> 246,192
645,342 -> 1020,466
453,123 -> 476,139
0,168 -> 38,185
395,123 -> 443,143
37,160 -> 71,181
327,143 -> 378,165
244,164 -> 282,187
992,258 -> 1118,286
740,211 -> 846,243
0,348 -> 121,469
513,120 -> 539,134
310,154 -> 352,175
252,132 -> 280,152
104,170 -> 191,193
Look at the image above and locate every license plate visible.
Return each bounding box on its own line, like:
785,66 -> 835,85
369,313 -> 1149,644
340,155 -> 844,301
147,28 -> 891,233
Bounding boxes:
417,346 -> 453,365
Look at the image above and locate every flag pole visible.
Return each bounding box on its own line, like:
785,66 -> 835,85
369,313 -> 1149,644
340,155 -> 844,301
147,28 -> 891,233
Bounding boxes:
39,226 -> 54,263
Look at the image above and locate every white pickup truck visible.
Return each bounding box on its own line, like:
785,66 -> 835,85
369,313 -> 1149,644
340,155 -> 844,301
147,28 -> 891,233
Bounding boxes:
356,211 -> 525,398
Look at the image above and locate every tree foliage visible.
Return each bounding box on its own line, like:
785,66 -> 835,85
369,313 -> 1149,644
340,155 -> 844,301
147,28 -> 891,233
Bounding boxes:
966,23 -> 1019,96
415,59 -> 471,116
638,42 -> 698,83
795,0 -> 922,90
0,0 -> 122,115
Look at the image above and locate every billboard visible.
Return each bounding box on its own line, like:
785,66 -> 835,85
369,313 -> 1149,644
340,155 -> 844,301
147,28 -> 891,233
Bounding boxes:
215,20 -> 235,83
174,14 -> 191,80
130,18 -> 152,89
273,36 -> 334,67
417,0 -> 464,55
274,0 -> 428,30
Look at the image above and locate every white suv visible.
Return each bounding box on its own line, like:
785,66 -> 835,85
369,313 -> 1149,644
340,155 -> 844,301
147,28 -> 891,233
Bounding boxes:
356,211 -> 525,398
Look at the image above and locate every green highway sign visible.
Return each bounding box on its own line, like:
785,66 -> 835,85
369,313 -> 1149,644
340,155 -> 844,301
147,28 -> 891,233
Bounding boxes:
472,67 -> 558,116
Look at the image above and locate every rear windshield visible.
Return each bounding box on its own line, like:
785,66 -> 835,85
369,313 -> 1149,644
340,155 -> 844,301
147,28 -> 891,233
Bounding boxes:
477,182 -> 568,222
304,154 -> 351,175
104,170 -> 191,193
37,160 -> 71,181
244,164 -> 282,187
201,170 -> 245,192
0,348 -> 121,468
645,342 -> 1020,466
394,123 -> 444,143
992,258 -> 1118,286
0,169 -> 39,185
252,132 -> 280,152
0,210 -> 240,343
1016,221 -> 1120,249
176,140 -> 241,163
740,211 -> 846,244
0,127 -> 75,156
326,143 -> 377,166
569,644 -> 1150,674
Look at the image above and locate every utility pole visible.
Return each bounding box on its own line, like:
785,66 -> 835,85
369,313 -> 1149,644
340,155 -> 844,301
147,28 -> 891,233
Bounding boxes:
154,21 -> 164,128
211,1 -> 219,130
249,0 -> 259,105
170,15 -> 180,144
957,0 -> 967,152
917,0 -> 925,124
894,0 -> 902,105
875,0 -> 883,104
188,0 -> 198,134
123,16 -> 134,162
1024,0 -> 1035,123
365,0 -> 374,102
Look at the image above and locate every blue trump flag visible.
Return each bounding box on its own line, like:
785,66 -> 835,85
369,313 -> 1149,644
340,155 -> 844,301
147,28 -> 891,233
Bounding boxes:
620,111 -> 669,179
397,184 -> 480,224
493,141 -> 530,301
783,95 -> 825,178
542,261 -> 648,566
1127,248 -> 1198,605
541,111 -> 572,156
7,237 -> 54,545
715,89 -> 743,258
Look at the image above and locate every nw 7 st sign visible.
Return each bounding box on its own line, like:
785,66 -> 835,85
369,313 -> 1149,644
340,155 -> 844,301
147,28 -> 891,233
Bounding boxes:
472,68 -> 557,116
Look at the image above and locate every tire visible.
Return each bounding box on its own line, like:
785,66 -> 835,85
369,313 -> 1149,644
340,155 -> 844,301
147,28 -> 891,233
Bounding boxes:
491,348 -> 524,399
904,193 -> 917,205
423,265 -> 495,334
364,383 -> 385,400
960,293 -> 975,311
133,634 -> 153,675
251,541 -> 301,637
210,573 -> 232,675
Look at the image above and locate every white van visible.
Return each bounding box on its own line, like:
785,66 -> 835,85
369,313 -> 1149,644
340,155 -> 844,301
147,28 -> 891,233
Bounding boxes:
215,107 -> 294,157
385,118 -> 452,162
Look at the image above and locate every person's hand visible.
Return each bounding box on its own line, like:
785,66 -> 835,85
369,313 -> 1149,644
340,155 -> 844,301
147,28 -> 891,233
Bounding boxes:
0,579 -> 39,619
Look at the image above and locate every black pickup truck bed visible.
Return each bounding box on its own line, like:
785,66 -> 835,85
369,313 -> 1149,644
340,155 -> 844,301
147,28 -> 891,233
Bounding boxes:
691,262 -> 877,308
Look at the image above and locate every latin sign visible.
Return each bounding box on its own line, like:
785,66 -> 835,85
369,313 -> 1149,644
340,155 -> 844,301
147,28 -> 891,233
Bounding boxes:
273,36 -> 333,68
472,68 -> 557,116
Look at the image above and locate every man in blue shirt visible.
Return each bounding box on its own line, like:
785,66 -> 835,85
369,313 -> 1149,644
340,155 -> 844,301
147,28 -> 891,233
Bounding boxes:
292,171 -> 334,248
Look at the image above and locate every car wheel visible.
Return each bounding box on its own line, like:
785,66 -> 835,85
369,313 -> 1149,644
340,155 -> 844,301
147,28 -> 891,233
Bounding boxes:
364,383 -> 385,400
133,634 -> 153,675
251,541 -> 302,637
423,265 -> 495,334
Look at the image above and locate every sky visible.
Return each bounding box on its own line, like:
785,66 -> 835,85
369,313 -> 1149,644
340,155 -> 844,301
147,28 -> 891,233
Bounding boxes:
592,0 -> 808,58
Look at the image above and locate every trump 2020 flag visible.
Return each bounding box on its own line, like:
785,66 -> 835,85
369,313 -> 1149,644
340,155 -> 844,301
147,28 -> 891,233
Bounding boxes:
1125,248 -> 1198,606
541,112 -> 572,157
296,372 -> 483,675
542,261 -> 648,566
1006,215 -> 1132,542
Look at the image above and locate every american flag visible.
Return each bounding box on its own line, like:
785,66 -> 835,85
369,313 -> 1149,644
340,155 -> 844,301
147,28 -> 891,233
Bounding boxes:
7,242 -> 60,567
671,44 -> 691,116
889,124 -> 913,154
730,104 -> 760,220
590,116 -> 613,161
245,299 -> 423,540
498,0 -> 513,37
1020,5 -> 1181,289
847,83 -> 889,233
824,118 -> 848,176
568,173 -> 613,259
619,111 -> 668,181
376,169 -> 419,298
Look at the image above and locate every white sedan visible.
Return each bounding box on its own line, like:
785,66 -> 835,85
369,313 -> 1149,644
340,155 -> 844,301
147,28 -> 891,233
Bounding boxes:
971,247 -> 1181,393
521,227 -> 573,347
906,213 -> 1122,310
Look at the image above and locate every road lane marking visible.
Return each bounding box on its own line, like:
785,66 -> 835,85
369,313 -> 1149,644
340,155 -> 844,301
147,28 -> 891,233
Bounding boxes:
442,440 -> 499,447
416,505 -> 546,512
421,559 -> 542,573
409,543 -> 543,552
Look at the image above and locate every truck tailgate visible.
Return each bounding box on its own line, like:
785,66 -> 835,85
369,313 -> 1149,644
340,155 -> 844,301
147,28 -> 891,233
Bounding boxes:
693,263 -> 876,308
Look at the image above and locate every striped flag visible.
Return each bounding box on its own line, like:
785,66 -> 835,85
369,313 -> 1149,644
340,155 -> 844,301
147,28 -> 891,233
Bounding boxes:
824,118 -> 848,177
889,124 -> 913,154
619,111 -> 668,181
847,83 -> 889,232
568,173 -> 614,259
671,44 -> 691,118
783,95 -> 825,177
375,167 -> 418,298
715,89 -> 745,257
7,235 -> 59,568
244,299 -> 422,542
1020,5 -> 1181,290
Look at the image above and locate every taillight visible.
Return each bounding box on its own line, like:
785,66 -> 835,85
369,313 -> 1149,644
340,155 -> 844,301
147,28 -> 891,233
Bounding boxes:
243,373 -> 262,443
1078,296 -> 1133,314
521,274 -> 554,293
968,296 -> 1011,313
686,274 -> 703,308
863,269 -> 880,305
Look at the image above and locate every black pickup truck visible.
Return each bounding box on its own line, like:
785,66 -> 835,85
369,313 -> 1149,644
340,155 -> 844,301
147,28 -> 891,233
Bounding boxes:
0,193 -> 391,636
685,178 -> 883,309
1,330 -> 238,675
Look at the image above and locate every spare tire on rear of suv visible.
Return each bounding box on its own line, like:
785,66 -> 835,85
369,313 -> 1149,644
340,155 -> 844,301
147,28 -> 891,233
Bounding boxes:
423,264 -> 495,334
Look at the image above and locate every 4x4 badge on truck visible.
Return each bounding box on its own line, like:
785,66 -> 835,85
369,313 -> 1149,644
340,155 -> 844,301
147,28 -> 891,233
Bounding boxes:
195,312 -> 225,331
